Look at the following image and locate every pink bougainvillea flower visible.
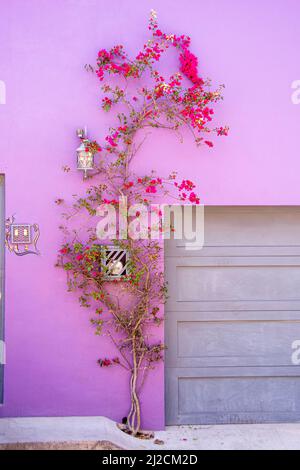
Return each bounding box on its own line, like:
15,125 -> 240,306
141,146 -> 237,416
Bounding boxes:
146,185 -> 157,194
97,49 -> 111,63
98,358 -> 112,367
106,136 -> 117,147
179,48 -> 203,85
189,192 -> 200,204
123,181 -> 134,190
217,126 -> 229,136
102,97 -> 112,111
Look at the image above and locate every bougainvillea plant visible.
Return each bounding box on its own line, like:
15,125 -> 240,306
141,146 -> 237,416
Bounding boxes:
57,11 -> 227,435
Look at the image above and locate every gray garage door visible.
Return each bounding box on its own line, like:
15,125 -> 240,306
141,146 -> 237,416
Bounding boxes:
165,206 -> 300,425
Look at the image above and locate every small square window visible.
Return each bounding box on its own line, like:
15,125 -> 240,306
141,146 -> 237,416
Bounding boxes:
102,248 -> 129,279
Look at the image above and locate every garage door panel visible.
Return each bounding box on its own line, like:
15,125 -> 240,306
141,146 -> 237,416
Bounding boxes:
165,320 -> 300,368
176,265 -> 300,303
165,309 -> 300,321
167,256 -> 300,268
179,377 -> 300,414
167,366 -> 300,378
203,207 -> 300,247
166,300 -> 300,312
178,376 -> 300,424
166,206 -> 300,256
166,369 -> 300,425
166,245 -> 300,258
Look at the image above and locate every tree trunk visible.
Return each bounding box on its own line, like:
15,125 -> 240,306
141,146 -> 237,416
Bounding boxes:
127,335 -> 141,435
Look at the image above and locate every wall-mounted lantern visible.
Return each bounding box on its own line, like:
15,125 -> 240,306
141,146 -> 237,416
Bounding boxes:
5,216 -> 40,256
102,247 -> 130,279
76,127 -> 94,179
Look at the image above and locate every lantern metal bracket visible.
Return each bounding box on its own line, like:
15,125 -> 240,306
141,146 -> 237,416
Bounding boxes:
5,215 -> 40,256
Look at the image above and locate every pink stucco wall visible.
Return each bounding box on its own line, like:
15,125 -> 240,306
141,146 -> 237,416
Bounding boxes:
0,0 -> 300,429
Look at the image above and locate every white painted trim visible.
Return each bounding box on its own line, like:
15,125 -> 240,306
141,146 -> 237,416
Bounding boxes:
0,81 -> 6,105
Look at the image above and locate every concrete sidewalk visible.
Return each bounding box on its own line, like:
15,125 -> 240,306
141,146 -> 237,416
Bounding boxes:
1,417 -> 300,450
